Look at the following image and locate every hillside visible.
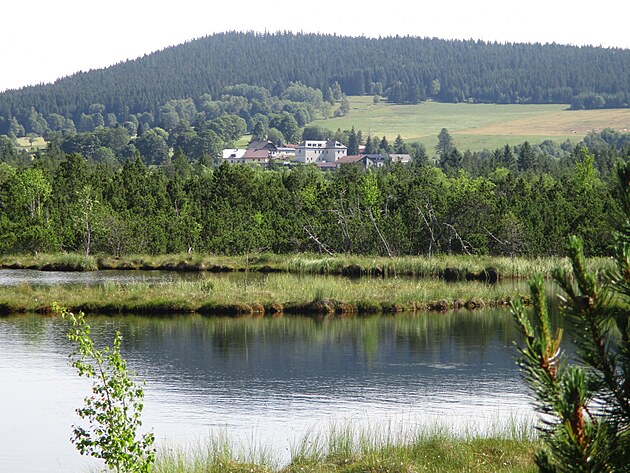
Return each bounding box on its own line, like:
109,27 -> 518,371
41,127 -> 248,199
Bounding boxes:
312,97 -> 630,150
1,32 -> 630,136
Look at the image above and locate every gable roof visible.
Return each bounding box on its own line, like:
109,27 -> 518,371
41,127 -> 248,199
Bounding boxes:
242,149 -> 270,159
336,155 -> 364,164
362,154 -> 386,161
222,148 -> 246,160
247,140 -> 278,151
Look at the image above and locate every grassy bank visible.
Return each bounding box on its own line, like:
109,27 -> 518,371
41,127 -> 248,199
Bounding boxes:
0,252 -> 613,280
155,423 -> 538,473
0,272 -> 529,316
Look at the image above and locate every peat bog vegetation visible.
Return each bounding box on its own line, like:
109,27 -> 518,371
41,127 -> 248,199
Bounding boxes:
0,252 -> 613,316
153,424 -> 539,473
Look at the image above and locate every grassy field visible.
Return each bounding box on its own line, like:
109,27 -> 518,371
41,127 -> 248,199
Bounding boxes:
311,96 -> 630,151
16,136 -> 47,151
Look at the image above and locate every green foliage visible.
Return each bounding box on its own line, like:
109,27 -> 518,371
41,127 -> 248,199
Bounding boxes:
0,130 -> 627,257
5,31 -> 626,135
58,304 -> 155,472
512,162 -> 630,472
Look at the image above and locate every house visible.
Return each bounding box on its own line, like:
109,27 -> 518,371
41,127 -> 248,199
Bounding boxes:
335,155 -> 364,166
222,148 -> 246,163
240,148 -> 271,167
315,162 -> 338,172
247,140 -> 279,156
276,145 -> 296,159
295,140 -> 347,164
362,154 -> 387,168
222,148 -> 270,166
335,154 -> 386,170
389,153 -> 412,165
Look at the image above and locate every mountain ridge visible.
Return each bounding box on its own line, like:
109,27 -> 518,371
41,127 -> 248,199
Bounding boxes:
1,31 -> 629,135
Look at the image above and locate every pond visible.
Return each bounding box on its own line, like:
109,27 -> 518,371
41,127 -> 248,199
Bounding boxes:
0,306 -> 533,473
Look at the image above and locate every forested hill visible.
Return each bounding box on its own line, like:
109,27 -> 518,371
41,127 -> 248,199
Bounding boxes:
1,31 -> 630,131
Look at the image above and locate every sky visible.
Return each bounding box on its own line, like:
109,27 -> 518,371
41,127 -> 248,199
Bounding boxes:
2,0 -> 629,92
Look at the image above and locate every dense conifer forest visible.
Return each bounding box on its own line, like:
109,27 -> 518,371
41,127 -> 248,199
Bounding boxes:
1,128 -> 628,258
1,32 -> 630,136
1,31 -> 629,259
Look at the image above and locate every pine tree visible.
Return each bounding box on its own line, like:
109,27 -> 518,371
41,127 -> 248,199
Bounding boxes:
347,126 -> 359,155
436,128 -> 454,159
393,134 -> 406,153
512,162 -> 630,472
518,141 -> 538,172
364,135 -> 375,154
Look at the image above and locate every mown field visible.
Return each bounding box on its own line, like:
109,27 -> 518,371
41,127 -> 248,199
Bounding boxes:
311,96 -> 630,151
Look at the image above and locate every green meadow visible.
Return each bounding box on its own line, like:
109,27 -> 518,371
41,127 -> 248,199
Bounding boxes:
311,96 -> 630,151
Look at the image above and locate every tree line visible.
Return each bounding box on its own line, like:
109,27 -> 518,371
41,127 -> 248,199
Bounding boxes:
0,128 -> 628,258
1,32 -> 629,136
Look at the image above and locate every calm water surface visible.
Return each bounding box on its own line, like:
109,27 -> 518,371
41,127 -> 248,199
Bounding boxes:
0,268 -> 237,286
0,269 -> 534,472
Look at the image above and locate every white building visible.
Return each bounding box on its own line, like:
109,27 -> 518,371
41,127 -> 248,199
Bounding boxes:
295,140 -> 347,164
222,148 -> 246,162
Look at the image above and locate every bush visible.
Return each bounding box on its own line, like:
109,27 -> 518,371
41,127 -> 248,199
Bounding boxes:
58,304 -> 155,472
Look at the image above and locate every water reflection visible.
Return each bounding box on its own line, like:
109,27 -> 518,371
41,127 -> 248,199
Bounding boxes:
0,268 -> 243,287
0,310 -> 533,472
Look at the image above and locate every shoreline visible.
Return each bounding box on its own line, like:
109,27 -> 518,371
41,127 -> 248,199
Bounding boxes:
0,252 -> 613,280
0,271 -> 526,316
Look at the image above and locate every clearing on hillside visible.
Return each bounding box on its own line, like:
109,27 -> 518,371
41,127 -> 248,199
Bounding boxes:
311,96 -> 630,151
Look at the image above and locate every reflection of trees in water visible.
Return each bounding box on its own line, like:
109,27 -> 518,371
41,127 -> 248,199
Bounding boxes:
2,310 -> 532,358
1,313 -> 71,349
1,309 -> 532,383
85,311 -> 521,370
393,310 -> 517,355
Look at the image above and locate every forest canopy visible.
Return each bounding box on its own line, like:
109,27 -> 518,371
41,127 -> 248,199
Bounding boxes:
1,32 -> 629,136
1,128 -> 628,258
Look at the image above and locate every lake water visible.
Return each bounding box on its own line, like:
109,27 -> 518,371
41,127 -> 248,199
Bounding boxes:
0,270 -> 534,472
0,268 -> 226,287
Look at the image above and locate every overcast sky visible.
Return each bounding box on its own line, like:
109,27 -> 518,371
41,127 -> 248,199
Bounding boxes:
2,0 -> 629,92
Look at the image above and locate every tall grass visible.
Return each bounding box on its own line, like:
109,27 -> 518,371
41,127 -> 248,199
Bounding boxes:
0,252 -> 614,280
0,252 -> 98,271
285,254 -> 612,280
156,434 -> 276,473
0,273 -> 528,315
154,419 -> 538,473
